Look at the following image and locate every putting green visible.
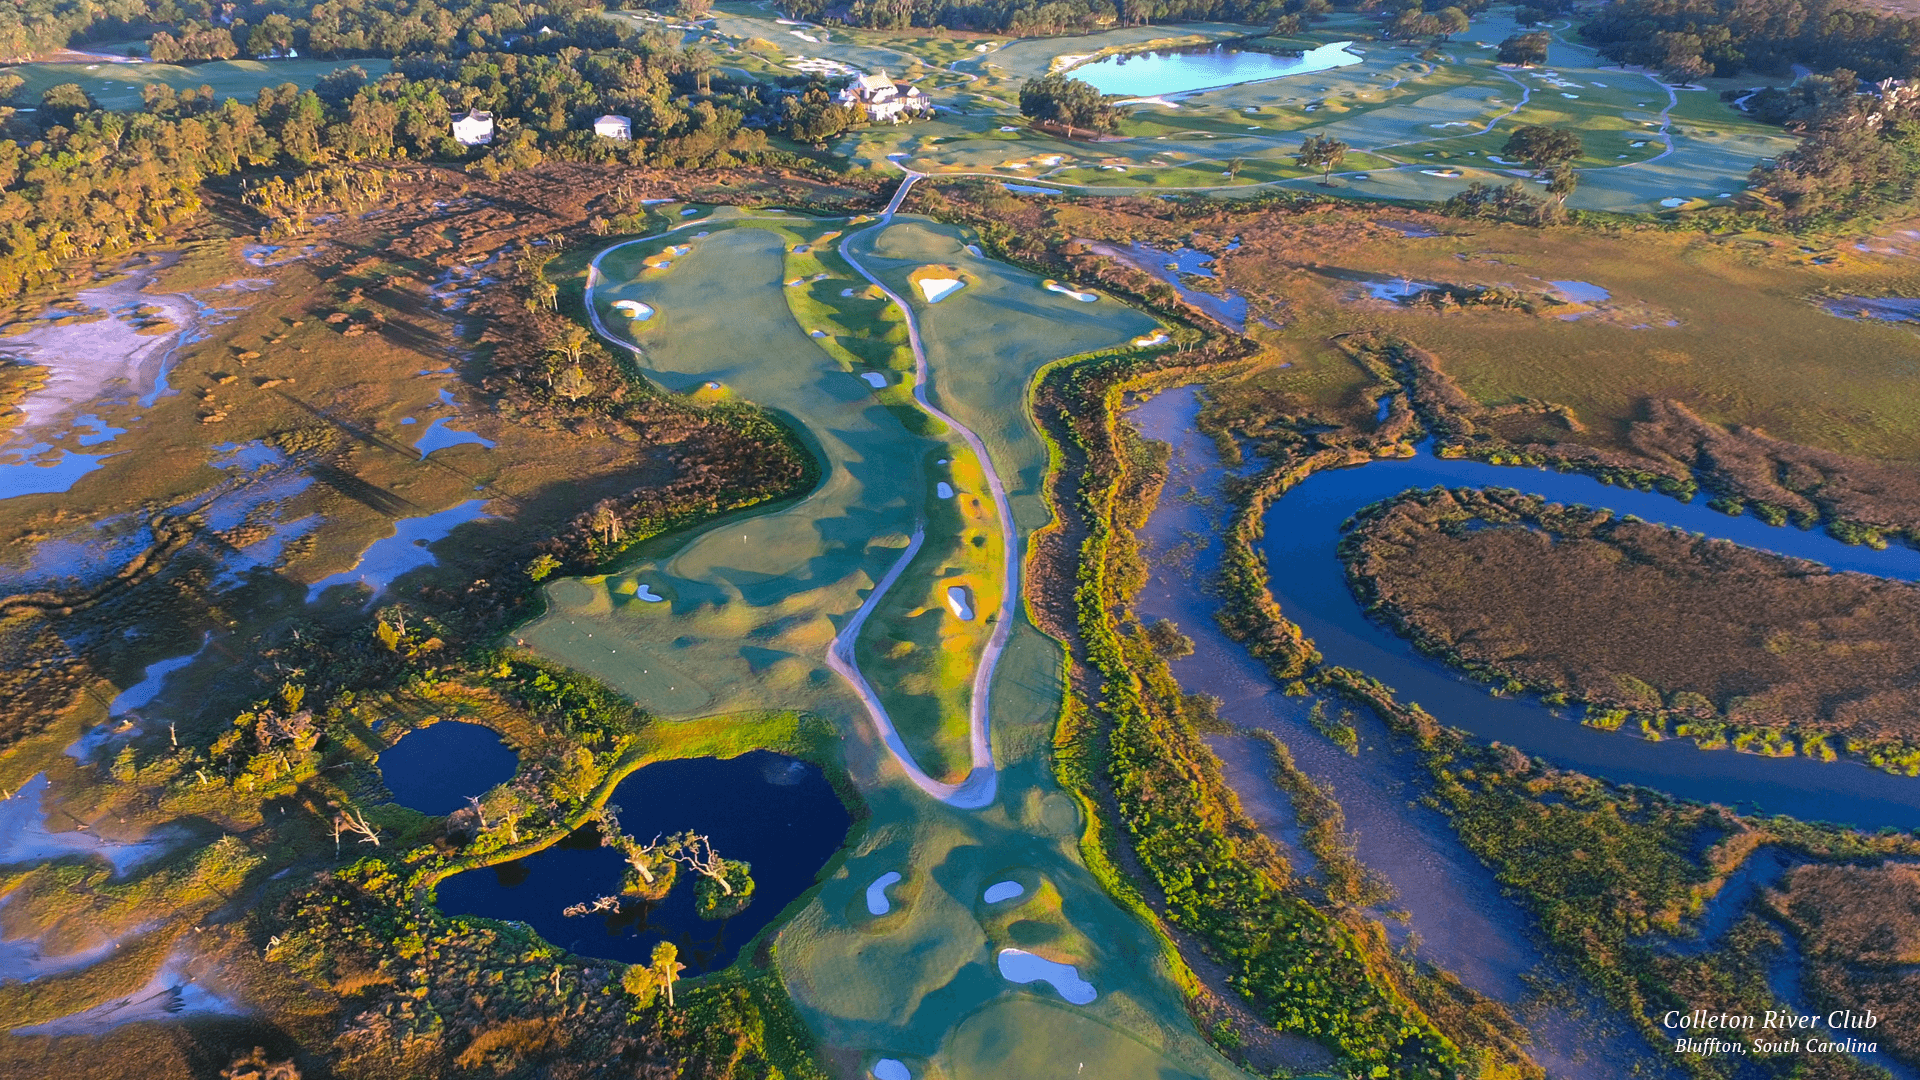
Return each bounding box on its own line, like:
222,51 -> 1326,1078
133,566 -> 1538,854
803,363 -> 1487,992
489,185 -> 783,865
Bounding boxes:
523,210 -> 1233,1078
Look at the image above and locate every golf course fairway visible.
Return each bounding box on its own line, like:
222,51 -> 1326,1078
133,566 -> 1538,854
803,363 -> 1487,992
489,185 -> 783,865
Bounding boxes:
518,204 -> 1253,1077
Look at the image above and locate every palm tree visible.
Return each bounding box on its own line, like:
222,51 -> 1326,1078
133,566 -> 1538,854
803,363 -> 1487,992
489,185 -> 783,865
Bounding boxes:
651,941 -> 686,1006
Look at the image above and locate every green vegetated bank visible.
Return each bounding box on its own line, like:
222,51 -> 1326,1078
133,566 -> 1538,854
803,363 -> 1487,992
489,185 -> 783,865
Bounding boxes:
1342,486 -> 1920,774
1161,316 -> 1920,1075
0,171 -> 854,1079
1033,347 -> 1536,1078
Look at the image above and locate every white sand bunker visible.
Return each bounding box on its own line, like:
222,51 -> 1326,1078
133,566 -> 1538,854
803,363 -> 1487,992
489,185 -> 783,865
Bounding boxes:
946,584 -> 976,620
917,277 -> 964,303
634,583 -> 664,602
872,1061 -> 911,1080
862,372 -> 887,388
1044,281 -> 1098,302
997,948 -> 1096,1004
936,482 -> 954,499
866,871 -> 902,915
811,329 -> 827,338
1660,197 -> 1689,208
612,300 -> 655,320
1132,331 -> 1169,346
983,880 -> 1024,903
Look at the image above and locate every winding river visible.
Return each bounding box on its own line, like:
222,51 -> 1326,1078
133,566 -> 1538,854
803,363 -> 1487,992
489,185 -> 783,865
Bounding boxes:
1245,428 -> 1920,829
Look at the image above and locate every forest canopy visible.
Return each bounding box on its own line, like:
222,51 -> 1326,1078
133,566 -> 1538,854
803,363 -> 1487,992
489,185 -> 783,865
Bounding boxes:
1580,0 -> 1920,81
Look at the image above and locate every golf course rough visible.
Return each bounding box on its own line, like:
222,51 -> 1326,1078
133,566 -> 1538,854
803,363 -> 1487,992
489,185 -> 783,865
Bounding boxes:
527,209 -> 1247,1078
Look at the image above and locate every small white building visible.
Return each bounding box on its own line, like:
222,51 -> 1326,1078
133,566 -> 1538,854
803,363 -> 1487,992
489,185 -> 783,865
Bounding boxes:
836,71 -> 929,122
592,114 -> 633,140
451,108 -> 495,146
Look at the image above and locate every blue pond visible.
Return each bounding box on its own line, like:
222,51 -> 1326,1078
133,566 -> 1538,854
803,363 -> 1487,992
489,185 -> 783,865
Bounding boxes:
1071,40 -> 1363,98
1261,444 -> 1920,828
379,721 -> 519,816
435,751 -> 850,972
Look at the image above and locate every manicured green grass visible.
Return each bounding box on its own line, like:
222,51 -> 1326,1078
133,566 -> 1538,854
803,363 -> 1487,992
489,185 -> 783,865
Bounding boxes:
2,57 -> 393,110
716,4 -> 1797,213
522,211 -> 1233,1080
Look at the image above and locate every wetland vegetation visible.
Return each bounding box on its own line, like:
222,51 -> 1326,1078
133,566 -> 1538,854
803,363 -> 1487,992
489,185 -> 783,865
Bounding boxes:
7,0 -> 1920,1076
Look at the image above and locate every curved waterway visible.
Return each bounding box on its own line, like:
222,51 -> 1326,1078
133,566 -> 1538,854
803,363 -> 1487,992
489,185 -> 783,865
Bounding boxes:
1135,391 -> 1670,1077
1256,438 -> 1920,829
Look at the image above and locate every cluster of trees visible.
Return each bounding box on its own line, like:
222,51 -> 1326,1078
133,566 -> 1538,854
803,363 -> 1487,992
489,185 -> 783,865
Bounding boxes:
1581,0 -> 1920,83
0,25 -> 799,298
1385,4 -> 1470,42
780,0 -> 1286,34
3,0 -> 623,64
1496,29 -> 1549,65
583,804 -> 759,918
1747,74 -> 1920,220
1018,73 -> 1118,137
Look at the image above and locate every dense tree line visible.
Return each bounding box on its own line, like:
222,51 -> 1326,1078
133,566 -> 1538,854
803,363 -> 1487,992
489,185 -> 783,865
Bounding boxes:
1746,75 -> 1920,221
780,0 -> 1284,35
1581,0 -> 1920,82
0,0 -> 619,63
0,23 -> 803,298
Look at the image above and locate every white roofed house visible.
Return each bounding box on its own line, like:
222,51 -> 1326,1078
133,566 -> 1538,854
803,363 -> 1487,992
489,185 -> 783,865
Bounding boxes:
451,108 -> 495,146
593,114 -> 633,140
835,70 -> 930,122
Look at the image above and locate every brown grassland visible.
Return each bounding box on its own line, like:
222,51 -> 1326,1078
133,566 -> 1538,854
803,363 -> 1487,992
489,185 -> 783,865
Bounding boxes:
1343,487 -> 1920,763
1768,861 -> 1920,1062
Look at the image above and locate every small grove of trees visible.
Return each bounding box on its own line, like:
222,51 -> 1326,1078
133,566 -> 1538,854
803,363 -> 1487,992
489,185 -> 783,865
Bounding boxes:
565,816 -> 757,920
1501,124 -> 1581,174
1389,5 -> 1470,41
1497,30 -> 1549,66
1018,73 -> 1118,140
781,86 -> 864,147
1747,77 -> 1920,222
1293,132 -> 1349,184
621,941 -> 687,1008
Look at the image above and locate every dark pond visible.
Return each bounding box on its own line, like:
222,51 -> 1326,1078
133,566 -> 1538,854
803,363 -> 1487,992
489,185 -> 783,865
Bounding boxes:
379,721 -> 519,816
1258,437 -> 1920,829
434,751 -> 850,973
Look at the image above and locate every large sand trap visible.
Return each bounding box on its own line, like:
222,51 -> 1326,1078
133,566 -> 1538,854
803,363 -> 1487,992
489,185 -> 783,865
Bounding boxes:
1043,281 -> 1098,303
634,583 -> 664,602
866,871 -> 902,915
936,481 -> 954,498
996,948 -> 1097,1004
872,1061 -> 911,1080
983,880 -> 1024,903
917,277 -> 964,303
946,584 -> 976,620
1132,330 -> 1170,346
611,299 -> 655,320
863,372 -> 888,388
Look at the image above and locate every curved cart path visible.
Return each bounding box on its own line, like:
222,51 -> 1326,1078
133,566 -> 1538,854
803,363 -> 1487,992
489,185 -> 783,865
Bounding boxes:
836,170 -> 1009,809
580,185 -> 1006,809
